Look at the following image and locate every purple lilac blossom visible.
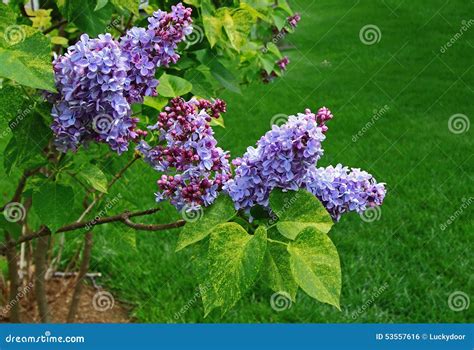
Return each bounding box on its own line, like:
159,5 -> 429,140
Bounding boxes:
51,33 -> 137,154
225,107 -> 386,221
136,97 -> 231,211
224,108 -> 326,210
50,4 -> 193,153
304,164 -> 386,221
120,3 -> 192,103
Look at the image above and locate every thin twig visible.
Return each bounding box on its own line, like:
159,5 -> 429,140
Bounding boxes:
43,19 -> 68,35
0,168 -> 40,212
77,154 -> 140,222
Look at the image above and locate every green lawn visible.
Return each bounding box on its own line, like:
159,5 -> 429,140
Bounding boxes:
85,0 -> 473,322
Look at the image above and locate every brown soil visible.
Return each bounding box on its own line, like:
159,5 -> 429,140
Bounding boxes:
1,278 -> 131,323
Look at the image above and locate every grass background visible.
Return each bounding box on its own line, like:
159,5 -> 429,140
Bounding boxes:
86,0 -> 473,323
3,0 -> 471,323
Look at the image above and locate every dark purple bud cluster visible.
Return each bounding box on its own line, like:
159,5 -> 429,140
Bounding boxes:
137,97 -> 231,211
262,56 -> 291,83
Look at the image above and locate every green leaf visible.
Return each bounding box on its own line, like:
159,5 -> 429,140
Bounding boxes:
265,42 -> 282,58
143,95 -> 168,111
288,226 -> 341,309
156,73 -> 193,98
217,8 -> 252,51
203,54 -> 241,94
50,36 -> 69,47
201,0 -> 222,48
269,189 -> 333,240
272,8 -> 288,31
263,241 -> 298,301
0,85 -> 29,128
183,66 -> 216,99
58,0 -> 114,37
209,116 -> 225,128
240,2 -> 271,23
260,55 -> 275,74
33,182 -> 76,232
4,112 -> 51,175
0,215 -> 22,239
77,164 -> 108,193
183,0 -> 201,6
95,0 -> 109,11
208,223 -> 267,314
0,26 -> 55,91
111,0 -> 139,15
176,195 -> 236,251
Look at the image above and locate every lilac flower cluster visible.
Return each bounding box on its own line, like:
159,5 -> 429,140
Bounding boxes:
120,3 -> 192,103
50,3 -> 192,153
304,164 -> 386,221
224,108 -> 328,209
262,56 -> 290,83
137,97 -> 231,211
51,34 -> 137,154
225,107 -> 386,221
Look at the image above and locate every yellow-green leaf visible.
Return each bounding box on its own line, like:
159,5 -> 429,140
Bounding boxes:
288,226 -> 341,309
208,223 -> 267,315
269,189 -> 333,240
0,26 -> 56,91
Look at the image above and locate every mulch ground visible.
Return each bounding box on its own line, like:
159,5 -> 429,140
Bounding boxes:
1,278 -> 131,323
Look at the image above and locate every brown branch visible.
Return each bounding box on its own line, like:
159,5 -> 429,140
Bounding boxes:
0,168 -> 40,212
67,231 -> 93,322
34,234 -> 51,323
43,20 -> 68,35
122,217 -> 185,231
0,207 -> 185,254
4,232 -> 21,322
